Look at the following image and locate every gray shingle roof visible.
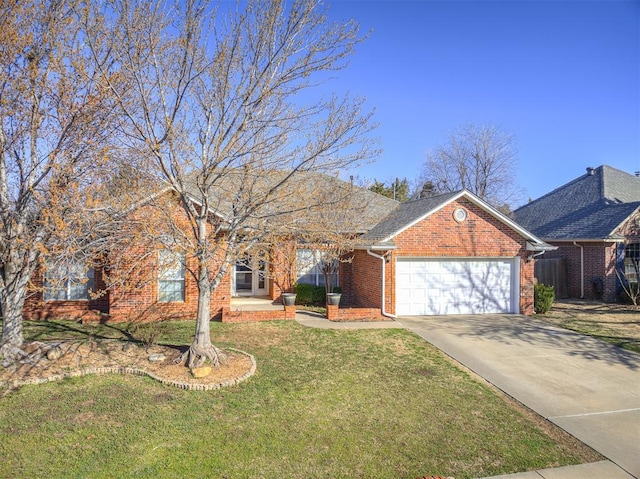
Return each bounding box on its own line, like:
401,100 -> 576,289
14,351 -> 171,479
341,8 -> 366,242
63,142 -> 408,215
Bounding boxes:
360,191 -> 461,243
178,169 -> 399,234
513,165 -> 640,240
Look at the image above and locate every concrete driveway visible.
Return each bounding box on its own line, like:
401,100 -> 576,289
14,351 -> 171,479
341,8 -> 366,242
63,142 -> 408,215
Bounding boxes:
397,314 -> 640,478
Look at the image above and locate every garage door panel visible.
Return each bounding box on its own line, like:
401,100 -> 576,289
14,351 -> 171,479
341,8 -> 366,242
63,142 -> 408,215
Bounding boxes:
411,273 -> 427,284
396,259 -> 517,316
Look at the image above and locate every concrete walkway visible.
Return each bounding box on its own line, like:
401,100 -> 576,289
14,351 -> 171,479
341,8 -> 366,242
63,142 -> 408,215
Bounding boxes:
296,313 -> 640,479
295,310 -> 402,329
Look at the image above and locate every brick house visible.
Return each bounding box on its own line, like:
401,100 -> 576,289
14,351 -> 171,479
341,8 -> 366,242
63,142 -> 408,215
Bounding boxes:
24,176 -> 550,322
513,165 -> 640,302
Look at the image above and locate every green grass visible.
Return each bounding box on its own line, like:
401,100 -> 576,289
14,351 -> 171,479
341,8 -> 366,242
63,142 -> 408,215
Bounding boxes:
539,304 -> 640,354
544,317 -> 640,354
1,320 -> 598,479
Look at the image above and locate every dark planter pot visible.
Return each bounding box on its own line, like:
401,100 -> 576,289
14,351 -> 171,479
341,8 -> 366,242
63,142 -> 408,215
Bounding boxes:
282,293 -> 297,306
326,293 -> 341,306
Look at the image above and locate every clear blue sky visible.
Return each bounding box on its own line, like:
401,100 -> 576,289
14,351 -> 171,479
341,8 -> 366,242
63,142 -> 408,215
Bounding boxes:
323,0 -> 639,204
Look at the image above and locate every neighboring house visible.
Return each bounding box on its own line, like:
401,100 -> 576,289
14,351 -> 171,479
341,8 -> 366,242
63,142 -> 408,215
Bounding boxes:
513,165 -> 640,302
24,174 -> 551,322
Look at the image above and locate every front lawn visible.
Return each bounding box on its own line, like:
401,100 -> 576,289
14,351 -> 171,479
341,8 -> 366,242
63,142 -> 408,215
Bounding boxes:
538,300 -> 640,354
0,320 -> 599,478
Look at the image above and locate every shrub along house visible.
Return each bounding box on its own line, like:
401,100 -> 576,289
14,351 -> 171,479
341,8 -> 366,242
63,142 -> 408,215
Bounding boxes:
24,174 -> 551,323
513,165 -> 640,302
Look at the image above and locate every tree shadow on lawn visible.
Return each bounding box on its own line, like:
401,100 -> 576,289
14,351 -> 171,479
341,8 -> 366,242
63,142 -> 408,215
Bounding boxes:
22,320 -> 195,356
24,320 -> 137,343
551,300 -> 640,317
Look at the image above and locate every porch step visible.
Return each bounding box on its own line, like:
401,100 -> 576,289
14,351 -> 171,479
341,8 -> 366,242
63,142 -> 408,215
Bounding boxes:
230,297 -> 285,311
222,306 -> 296,323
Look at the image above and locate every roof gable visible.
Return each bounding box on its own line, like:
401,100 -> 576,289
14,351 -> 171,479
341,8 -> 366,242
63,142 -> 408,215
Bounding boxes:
361,189 -> 547,246
514,165 -> 640,240
360,191 -> 459,243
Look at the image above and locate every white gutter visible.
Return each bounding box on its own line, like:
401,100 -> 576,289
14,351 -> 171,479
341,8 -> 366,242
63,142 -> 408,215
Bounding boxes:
573,241 -> 585,298
526,241 -> 556,261
366,248 -> 397,319
528,250 -> 547,262
526,241 -> 557,252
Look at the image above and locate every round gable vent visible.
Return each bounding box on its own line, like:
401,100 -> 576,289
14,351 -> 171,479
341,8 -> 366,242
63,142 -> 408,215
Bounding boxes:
453,208 -> 467,222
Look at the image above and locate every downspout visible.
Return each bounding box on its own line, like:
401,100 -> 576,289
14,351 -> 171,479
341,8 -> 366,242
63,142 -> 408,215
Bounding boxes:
573,241 -> 585,298
527,250 -> 547,262
366,248 -> 397,319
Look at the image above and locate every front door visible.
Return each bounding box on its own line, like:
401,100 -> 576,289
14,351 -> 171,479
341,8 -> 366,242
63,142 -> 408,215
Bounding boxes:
234,257 -> 268,296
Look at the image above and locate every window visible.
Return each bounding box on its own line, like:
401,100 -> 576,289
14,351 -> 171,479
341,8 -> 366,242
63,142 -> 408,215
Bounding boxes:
624,243 -> 639,284
296,249 -> 338,288
158,250 -> 186,302
44,262 -> 94,301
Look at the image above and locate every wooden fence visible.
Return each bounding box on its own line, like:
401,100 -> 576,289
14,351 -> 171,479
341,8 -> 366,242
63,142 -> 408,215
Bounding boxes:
534,258 -> 568,298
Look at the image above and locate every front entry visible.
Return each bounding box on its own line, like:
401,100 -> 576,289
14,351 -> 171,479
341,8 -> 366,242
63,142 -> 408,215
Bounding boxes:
233,257 -> 268,296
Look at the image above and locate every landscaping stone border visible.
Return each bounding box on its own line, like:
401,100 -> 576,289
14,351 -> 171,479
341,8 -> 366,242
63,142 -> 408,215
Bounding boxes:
2,348 -> 256,392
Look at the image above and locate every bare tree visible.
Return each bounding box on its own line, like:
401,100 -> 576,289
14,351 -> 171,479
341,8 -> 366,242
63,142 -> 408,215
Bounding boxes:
617,256 -> 639,307
85,0 -> 378,368
0,0 -> 126,362
297,186 -> 372,296
420,123 -> 523,210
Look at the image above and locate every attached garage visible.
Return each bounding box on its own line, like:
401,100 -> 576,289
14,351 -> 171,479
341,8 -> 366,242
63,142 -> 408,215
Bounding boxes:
352,190 -> 553,317
395,257 -> 519,315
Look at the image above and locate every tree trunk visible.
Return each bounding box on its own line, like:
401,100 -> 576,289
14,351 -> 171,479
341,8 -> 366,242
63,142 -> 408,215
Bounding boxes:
0,286 -> 28,366
321,260 -> 334,294
1,294 -> 25,345
324,269 -> 332,294
178,218 -> 226,369
181,261 -> 226,368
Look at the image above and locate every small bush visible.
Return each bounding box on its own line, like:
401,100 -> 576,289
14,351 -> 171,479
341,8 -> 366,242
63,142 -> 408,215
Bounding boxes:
127,321 -> 170,351
293,283 -> 315,305
294,284 -> 341,306
534,283 -> 555,314
618,282 -> 639,306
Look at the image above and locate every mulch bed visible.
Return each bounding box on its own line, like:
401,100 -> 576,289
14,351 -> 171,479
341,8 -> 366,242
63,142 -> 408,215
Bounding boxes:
0,340 -> 255,393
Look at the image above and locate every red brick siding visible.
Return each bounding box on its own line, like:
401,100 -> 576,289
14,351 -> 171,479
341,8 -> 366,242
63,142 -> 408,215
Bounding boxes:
91,267 -> 110,313
268,279 -> 281,302
268,240 -> 297,301
222,305 -> 296,322
107,245 -> 230,323
618,211 -> 640,240
23,265 -> 109,321
103,197 -> 233,323
339,259 -> 354,304
350,249 -> 383,309
326,305 -> 387,321
520,255 -> 535,314
367,198 -> 534,315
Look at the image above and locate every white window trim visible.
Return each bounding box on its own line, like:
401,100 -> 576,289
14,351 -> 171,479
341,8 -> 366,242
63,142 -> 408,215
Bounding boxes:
296,248 -> 339,288
158,250 -> 186,303
43,262 -> 95,301
624,243 -> 639,284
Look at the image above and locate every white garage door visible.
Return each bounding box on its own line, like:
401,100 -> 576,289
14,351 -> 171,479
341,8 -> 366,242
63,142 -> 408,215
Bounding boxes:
396,258 -> 518,315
